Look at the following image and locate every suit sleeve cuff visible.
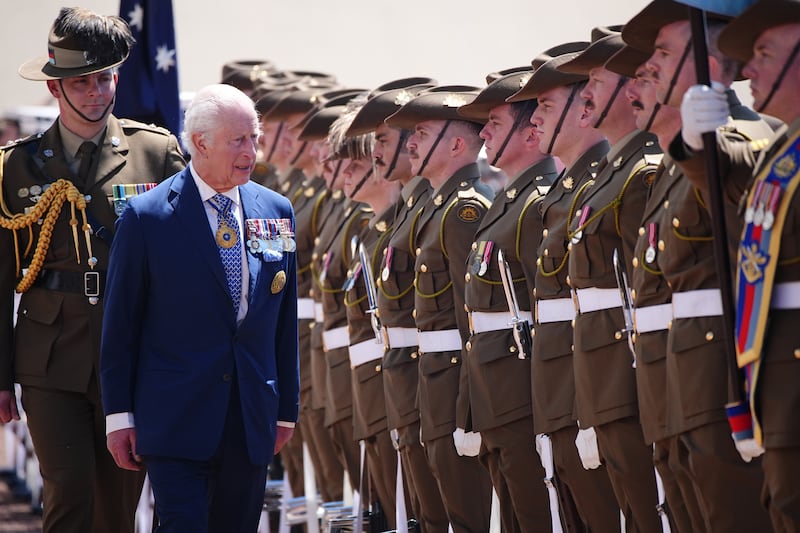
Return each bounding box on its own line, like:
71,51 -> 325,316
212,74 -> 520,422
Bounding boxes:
277,420 -> 296,429
106,412 -> 135,435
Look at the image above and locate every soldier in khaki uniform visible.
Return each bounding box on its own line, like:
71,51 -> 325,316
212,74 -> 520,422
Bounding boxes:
386,87 -> 494,532
335,116 -> 402,526
669,2 -> 800,529
606,44 -> 703,533
558,28 -> 663,532
456,69 -> 558,532
347,83 -> 451,532
508,46 -> 622,531
622,1 -> 775,530
0,8 -> 185,533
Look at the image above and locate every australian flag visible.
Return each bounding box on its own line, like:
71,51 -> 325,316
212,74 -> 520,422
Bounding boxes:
115,0 -> 182,138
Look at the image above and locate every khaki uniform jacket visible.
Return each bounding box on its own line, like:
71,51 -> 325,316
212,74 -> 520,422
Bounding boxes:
462,159 -> 557,431
525,140 -> 610,434
679,117 -> 800,448
0,116 -> 185,391
316,200 -> 371,426
662,99 -> 775,435
294,176 -> 328,395
568,131 -> 658,428
309,192 -> 346,411
345,206 -> 396,441
631,154 -> 676,444
413,163 -> 492,440
377,177 -> 431,431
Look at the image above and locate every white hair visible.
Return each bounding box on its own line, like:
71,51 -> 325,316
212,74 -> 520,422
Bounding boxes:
181,84 -> 259,159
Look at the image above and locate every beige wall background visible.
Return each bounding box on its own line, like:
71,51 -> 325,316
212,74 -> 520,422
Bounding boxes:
0,1 -> 751,128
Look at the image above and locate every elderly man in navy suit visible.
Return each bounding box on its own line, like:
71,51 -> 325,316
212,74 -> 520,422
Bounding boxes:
100,83 -> 299,532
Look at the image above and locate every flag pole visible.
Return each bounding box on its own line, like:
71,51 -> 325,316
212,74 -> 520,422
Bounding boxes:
687,7 -> 743,407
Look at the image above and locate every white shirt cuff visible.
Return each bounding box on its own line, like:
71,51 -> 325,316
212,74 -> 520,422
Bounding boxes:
106,412 -> 135,435
277,420 -> 296,429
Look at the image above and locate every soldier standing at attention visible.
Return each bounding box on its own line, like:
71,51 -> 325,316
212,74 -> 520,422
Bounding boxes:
558,27 -> 663,532
346,82 -> 451,532
508,45 -> 622,531
622,1 -> 774,530
606,43 -> 704,533
0,7 -> 184,533
667,0 -> 800,528
456,68 -> 558,532
386,86 -> 494,533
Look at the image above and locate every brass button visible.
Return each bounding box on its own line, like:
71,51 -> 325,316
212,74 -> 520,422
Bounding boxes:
509,345 -> 517,353
536,258 -> 542,266
465,341 -> 472,351
312,252 -> 319,261
672,217 -> 680,228
632,257 -> 639,268
383,248 -> 388,255
570,344 -> 574,351
565,275 -> 571,287
411,352 -> 418,359
615,331 -> 623,340
705,331 -> 714,341
450,357 -> 459,364
375,364 -> 382,372
412,309 -> 417,319
794,349 -> 800,359
658,240 -> 666,251
544,248 -> 549,257
663,200 -> 669,209
420,264 -> 428,273
314,237 -> 321,246
309,322 -> 315,329
567,243 -> 573,252
570,319 -> 576,328
471,242 -> 478,251
638,227 -> 645,236
543,228 -> 549,238
631,289 -> 637,301
667,320 -> 673,330
416,247 -> 422,256
465,273 -> 471,282
309,289 -> 315,298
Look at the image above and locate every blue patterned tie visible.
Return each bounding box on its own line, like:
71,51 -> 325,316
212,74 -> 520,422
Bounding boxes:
208,193 -> 242,313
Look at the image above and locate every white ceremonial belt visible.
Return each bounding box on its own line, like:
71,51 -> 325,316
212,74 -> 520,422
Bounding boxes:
322,326 -> 350,351
575,287 -> 623,314
384,327 -> 419,349
536,297 -> 575,324
314,303 -> 324,322
471,311 -> 533,334
634,303 -> 673,333
349,339 -> 384,368
672,289 -> 723,319
298,298 -> 315,320
417,329 -> 462,353
772,281 -> 800,310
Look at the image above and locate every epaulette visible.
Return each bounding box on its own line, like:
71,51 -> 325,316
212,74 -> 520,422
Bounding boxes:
456,185 -> 492,207
118,119 -> 172,136
0,132 -> 43,152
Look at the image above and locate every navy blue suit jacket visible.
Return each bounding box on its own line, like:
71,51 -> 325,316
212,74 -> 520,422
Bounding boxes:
100,168 -> 299,466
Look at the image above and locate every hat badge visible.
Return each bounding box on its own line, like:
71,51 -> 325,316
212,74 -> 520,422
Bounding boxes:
442,94 -> 468,108
519,74 -> 532,88
394,90 -> 414,106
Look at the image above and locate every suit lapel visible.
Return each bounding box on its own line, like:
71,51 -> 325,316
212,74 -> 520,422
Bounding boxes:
239,184 -> 263,303
169,170 -> 230,295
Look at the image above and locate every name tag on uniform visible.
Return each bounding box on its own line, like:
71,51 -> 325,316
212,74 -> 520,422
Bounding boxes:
245,218 -> 295,262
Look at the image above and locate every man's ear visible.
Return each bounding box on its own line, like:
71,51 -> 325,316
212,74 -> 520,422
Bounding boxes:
192,132 -> 208,157
450,136 -> 466,157
46,80 -> 60,99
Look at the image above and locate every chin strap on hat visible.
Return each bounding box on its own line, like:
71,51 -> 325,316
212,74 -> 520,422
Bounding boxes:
546,84 -> 580,155
593,75 -> 628,129
266,122 -> 284,163
757,36 -> 800,113
416,120 -> 451,177
490,108 -> 528,167
59,80 -> 114,124
382,129 -> 410,181
662,41 -> 693,107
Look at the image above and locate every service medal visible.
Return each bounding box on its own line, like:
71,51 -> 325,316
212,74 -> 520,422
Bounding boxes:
216,223 -> 238,249
753,204 -> 765,227
645,246 -> 656,264
763,211 -> 775,230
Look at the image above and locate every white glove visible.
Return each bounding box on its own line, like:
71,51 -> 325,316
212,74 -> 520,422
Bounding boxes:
732,435 -> 765,463
681,81 -> 728,151
575,426 -> 602,470
453,427 -> 482,457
